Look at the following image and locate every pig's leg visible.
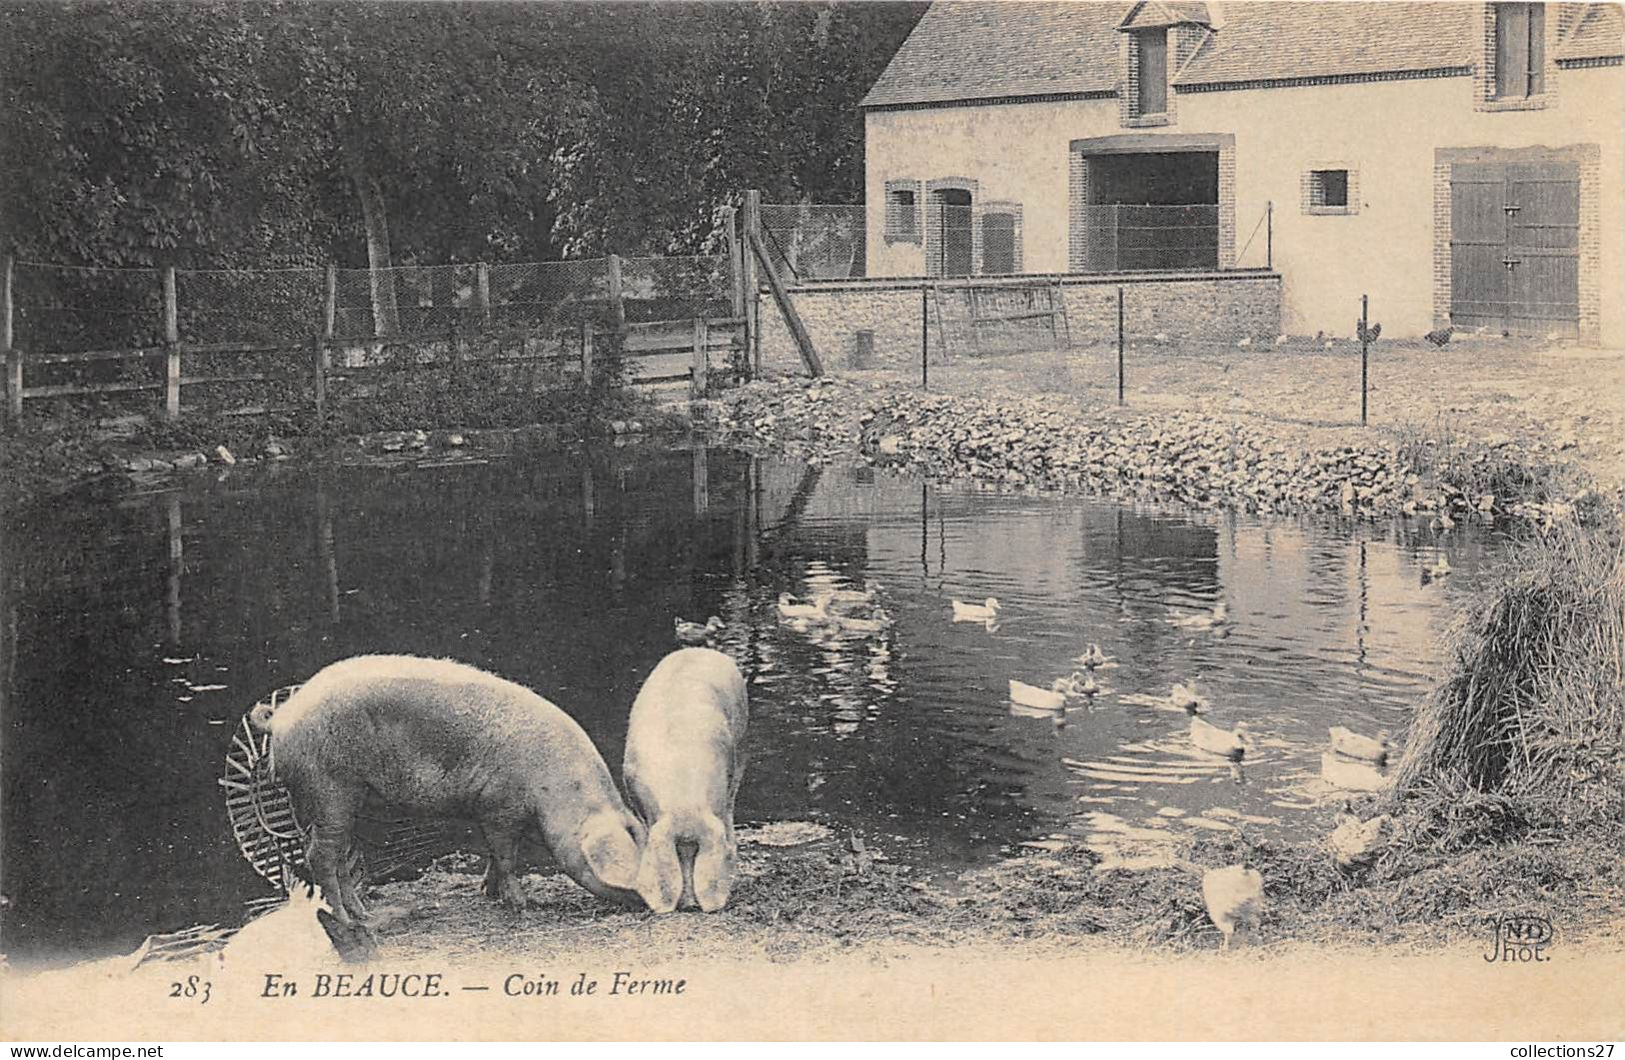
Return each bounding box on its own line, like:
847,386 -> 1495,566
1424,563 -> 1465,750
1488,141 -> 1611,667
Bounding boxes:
479,814 -> 529,911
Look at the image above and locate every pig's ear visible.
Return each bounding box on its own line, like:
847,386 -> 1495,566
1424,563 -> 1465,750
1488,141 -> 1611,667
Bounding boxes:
582,812 -> 641,892
690,815 -> 736,913
634,818 -> 684,915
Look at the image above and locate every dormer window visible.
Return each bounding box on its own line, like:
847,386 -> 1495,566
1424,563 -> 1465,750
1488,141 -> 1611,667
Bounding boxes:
1136,28 -> 1169,116
1493,2 -> 1546,99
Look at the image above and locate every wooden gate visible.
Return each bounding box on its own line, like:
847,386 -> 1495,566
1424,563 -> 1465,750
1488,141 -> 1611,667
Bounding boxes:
1450,161 -> 1580,336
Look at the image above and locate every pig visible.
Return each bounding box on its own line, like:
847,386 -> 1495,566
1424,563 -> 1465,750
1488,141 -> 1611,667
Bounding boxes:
622,647 -> 749,913
258,655 -> 645,926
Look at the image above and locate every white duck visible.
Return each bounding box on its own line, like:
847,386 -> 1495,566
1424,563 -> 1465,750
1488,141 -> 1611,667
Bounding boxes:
1074,643 -> 1115,671
952,597 -> 1001,623
1421,556 -> 1452,584
1169,602 -> 1230,632
778,593 -> 832,620
820,580 -> 884,610
1059,671 -> 1102,699
1009,678 -> 1070,712
1329,726 -> 1392,765
674,615 -> 725,645
1191,717 -> 1249,760
1169,681 -> 1210,715
1200,864 -> 1265,949
1329,805 -> 1392,872
1320,752 -> 1390,793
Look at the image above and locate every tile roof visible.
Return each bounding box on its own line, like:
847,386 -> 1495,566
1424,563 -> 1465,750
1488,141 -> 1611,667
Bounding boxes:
861,1 -> 1624,108
1557,3 -> 1625,60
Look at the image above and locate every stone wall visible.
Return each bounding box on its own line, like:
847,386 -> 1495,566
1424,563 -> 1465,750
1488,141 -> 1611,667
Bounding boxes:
757,270 -> 1282,375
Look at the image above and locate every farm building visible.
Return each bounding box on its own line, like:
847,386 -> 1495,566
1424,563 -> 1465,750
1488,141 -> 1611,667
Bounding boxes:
860,1 -> 1625,345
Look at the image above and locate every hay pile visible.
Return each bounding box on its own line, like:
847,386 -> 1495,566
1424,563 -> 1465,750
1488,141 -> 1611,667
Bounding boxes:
1394,518 -> 1625,813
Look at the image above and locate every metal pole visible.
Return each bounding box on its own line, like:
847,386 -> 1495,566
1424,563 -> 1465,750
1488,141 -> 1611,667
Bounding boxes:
1360,294 -> 1369,426
1117,285 -> 1125,405
921,285 -> 929,390
1266,201 -> 1273,270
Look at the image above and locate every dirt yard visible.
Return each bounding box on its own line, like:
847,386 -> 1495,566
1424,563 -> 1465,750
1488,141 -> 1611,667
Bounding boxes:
862,335 -> 1625,491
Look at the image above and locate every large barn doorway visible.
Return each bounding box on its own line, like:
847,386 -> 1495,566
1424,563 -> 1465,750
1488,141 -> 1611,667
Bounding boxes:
1450,160 -> 1579,336
1080,151 -> 1219,271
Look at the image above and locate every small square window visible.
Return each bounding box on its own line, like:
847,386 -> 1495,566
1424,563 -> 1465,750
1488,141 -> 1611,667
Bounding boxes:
1311,170 -> 1349,208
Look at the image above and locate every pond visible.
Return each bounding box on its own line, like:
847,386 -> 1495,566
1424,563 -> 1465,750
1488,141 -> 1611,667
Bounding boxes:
0,443 -> 1504,966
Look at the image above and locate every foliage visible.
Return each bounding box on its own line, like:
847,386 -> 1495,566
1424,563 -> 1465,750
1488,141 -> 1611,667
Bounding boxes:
1,1 -> 928,270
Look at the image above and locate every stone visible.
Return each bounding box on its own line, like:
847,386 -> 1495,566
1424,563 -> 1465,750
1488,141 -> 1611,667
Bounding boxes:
214,445 -> 236,466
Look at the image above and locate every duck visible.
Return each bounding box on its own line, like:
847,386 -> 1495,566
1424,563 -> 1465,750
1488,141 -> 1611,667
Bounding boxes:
1190,717 -> 1249,761
1169,681 -> 1210,715
1060,671 -> 1102,699
1422,556 -> 1452,583
1320,752 -> 1390,793
674,615 -> 725,645
778,593 -> 832,621
1169,602 -> 1229,632
834,608 -> 891,634
1329,804 -> 1392,872
1009,678 -> 1069,712
952,597 -> 1001,623
1328,726 -> 1392,765
1200,864 -> 1265,950
1074,643 -> 1115,671
819,580 -> 884,610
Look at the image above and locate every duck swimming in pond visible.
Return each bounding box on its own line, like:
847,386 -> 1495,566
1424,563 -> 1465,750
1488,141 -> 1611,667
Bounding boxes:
1191,717 -> 1249,760
674,616 -> 725,645
1074,643 -> 1115,671
1328,726 -> 1392,764
952,597 -> 1001,623
1170,681 -> 1210,715
834,608 -> 891,635
778,593 -> 832,620
1009,678 -> 1069,712
1169,602 -> 1229,632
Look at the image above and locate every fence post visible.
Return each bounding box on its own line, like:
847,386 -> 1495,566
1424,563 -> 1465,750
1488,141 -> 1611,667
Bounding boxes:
476,262 -> 492,329
3,255 -> 17,426
580,323 -> 594,390
743,190 -> 762,377
607,254 -> 626,338
1360,293 -> 1369,426
1266,201 -> 1274,271
723,207 -> 745,318
324,264 -> 338,338
1117,285 -> 1125,406
311,334 -> 327,426
921,285 -> 929,390
163,265 -> 180,420
691,317 -> 709,399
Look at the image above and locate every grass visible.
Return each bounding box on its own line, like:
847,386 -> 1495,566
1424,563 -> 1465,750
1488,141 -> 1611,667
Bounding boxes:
1392,516 -> 1625,805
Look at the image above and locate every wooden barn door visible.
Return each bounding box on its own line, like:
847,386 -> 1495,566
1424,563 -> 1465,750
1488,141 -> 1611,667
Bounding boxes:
1451,160 -> 1579,335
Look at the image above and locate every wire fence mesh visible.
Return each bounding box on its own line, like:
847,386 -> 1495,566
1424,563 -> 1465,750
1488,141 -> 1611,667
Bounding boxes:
760,204 -> 865,281
12,262 -> 164,354
178,268 -> 326,346
621,253 -> 733,323
1076,205 -> 1220,272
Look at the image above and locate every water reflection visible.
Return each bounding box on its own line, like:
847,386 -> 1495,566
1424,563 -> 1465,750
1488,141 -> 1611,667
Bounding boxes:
0,445 -> 1500,964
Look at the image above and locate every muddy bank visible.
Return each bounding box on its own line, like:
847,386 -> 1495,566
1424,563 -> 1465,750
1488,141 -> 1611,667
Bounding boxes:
705,376 -> 1606,527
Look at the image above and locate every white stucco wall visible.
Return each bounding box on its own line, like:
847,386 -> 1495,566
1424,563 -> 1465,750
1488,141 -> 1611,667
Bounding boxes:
865,66 -> 1625,345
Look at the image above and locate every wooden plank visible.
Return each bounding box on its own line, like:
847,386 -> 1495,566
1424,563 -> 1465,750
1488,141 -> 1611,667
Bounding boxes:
628,371 -> 693,386
969,308 -> 1062,325
743,191 -> 762,377
724,207 -> 745,320
163,267 -> 180,421
748,227 -> 822,377
180,373 -> 274,386
22,380 -> 165,398
580,324 -> 593,390
310,335 -> 326,423
18,346 -> 165,364
607,254 -> 626,337
324,265 -> 338,338
1,255 -> 11,353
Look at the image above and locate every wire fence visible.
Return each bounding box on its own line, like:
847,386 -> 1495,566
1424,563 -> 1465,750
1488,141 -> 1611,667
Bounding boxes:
760,204 -> 865,281
1076,205 -> 1220,273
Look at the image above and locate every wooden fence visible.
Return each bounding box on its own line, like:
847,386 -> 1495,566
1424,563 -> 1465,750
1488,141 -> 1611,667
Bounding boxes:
1,255 -> 743,428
